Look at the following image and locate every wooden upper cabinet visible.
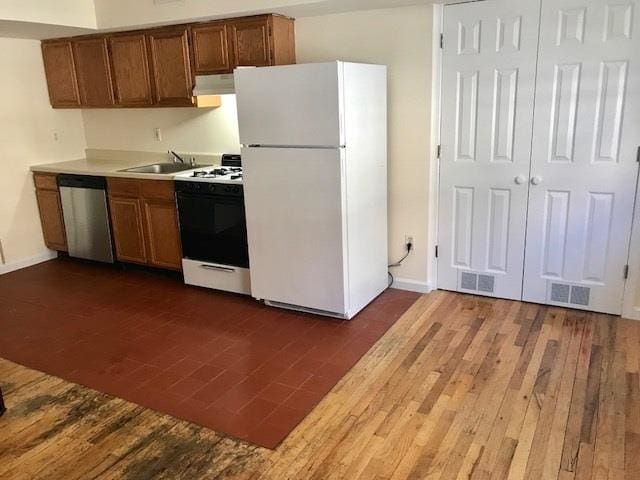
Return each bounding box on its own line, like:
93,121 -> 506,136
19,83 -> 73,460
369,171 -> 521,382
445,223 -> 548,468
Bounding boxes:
109,33 -> 154,106
40,14 -> 295,108
270,15 -> 296,66
41,41 -> 80,107
147,27 -> 194,107
228,17 -> 272,67
191,22 -> 231,75
72,37 -> 115,107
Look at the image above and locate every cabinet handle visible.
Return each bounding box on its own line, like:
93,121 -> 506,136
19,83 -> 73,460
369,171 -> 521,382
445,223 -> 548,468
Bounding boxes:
200,264 -> 235,273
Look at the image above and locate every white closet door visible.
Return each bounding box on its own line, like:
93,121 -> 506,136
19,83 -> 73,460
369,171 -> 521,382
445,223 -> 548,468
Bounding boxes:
438,0 -> 541,300
523,0 -> 640,314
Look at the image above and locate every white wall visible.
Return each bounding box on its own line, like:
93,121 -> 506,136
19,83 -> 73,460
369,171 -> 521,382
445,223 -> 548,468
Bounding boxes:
81,97 -> 241,155
296,5 -> 433,288
0,0 -> 96,28
0,38 -> 87,267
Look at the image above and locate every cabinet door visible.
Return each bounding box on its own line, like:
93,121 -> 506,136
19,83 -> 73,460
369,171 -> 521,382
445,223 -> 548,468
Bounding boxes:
143,199 -> 183,270
109,33 -> 154,106
191,23 -> 231,74
229,17 -> 272,67
271,15 -> 296,65
109,197 -> 147,265
72,37 -> 115,107
35,189 -> 67,251
147,27 -> 194,106
41,41 -> 80,107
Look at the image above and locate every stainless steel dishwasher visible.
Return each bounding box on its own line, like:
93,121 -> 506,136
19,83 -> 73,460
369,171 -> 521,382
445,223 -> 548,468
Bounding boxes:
58,174 -> 114,263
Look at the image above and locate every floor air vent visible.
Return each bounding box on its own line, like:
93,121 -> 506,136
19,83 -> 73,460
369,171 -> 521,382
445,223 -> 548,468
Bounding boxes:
550,283 -> 591,307
460,272 -> 496,294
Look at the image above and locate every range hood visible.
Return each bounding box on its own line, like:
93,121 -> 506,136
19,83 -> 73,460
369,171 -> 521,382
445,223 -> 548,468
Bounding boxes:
193,67 -> 255,96
193,73 -> 237,96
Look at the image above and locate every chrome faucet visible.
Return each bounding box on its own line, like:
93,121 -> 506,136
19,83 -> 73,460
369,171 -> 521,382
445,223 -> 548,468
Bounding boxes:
169,150 -> 186,164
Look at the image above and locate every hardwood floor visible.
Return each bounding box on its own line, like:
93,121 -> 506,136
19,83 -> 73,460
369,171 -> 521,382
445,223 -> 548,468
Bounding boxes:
1,291 -> 639,479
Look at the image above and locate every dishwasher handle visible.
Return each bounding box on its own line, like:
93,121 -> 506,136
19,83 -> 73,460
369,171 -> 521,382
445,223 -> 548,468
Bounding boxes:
57,174 -> 107,190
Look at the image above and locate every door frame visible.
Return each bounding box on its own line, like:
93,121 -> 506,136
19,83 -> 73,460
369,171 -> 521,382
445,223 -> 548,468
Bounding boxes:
430,0 -> 639,320
426,2 -> 444,294
623,170 -> 640,320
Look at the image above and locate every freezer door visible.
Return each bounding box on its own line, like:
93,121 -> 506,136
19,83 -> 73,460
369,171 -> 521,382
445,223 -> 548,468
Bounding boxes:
235,63 -> 344,147
243,147 -> 347,314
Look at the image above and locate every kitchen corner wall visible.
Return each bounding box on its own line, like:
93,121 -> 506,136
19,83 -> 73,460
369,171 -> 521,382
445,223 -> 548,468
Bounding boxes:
295,5 -> 433,289
0,37 -> 87,268
80,4 -> 434,289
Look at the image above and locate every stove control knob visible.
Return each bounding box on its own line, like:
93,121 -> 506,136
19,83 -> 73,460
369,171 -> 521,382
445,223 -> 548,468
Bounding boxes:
193,183 -> 201,191
209,184 -> 216,193
232,186 -> 241,194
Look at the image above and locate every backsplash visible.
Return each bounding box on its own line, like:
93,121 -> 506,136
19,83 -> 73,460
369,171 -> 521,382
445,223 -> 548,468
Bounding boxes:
81,95 -> 241,155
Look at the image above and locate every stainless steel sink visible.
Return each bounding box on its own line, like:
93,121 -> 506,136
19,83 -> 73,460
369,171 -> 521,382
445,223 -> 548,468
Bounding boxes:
120,163 -> 199,174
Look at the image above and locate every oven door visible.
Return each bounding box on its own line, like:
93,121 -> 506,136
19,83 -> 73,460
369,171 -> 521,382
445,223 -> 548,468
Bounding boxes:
177,192 -> 249,268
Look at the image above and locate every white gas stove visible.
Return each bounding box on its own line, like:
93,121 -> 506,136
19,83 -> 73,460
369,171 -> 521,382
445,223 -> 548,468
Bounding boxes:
174,166 -> 243,184
173,153 -> 250,296
173,154 -> 243,184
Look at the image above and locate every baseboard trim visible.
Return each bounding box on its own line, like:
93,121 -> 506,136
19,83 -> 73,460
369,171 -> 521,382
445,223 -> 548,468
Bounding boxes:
391,278 -> 434,294
623,308 -> 640,322
0,251 -> 58,275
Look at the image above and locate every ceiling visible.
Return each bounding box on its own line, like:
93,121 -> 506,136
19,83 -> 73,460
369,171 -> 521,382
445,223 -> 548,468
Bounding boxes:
1,0 -> 437,40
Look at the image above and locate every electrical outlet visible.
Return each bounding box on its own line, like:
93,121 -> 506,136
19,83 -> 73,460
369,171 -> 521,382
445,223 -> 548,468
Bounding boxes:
153,127 -> 162,141
405,235 -> 414,250
52,132 -> 59,141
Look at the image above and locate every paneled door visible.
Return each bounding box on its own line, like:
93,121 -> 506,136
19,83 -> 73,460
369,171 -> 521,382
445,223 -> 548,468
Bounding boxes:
522,0 -> 640,314
438,0 -> 541,300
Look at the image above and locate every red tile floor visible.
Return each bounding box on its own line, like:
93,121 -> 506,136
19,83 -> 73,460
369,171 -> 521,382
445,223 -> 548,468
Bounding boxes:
0,258 -> 419,448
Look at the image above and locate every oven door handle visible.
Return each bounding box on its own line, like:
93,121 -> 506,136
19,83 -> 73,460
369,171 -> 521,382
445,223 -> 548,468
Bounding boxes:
200,264 -> 236,273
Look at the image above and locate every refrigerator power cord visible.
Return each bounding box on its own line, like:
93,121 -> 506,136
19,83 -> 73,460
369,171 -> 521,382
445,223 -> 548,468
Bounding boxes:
387,242 -> 413,288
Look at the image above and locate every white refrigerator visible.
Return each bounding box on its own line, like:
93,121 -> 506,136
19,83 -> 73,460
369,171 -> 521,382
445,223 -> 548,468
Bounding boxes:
235,61 -> 388,319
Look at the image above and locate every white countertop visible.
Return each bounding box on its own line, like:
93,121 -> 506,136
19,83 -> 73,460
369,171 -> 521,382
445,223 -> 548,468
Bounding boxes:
30,150 -> 222,181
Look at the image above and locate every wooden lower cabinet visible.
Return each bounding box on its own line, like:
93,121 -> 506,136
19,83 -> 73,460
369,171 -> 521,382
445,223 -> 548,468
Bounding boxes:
108,197 -> 147,265
143,199 -> 183,269
33,173 -> 67,251
107,178 -> 182,271
35,189 -> 67,252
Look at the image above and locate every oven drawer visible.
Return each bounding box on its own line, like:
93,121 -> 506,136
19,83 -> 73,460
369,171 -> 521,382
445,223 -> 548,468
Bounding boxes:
183,259 -> 251,295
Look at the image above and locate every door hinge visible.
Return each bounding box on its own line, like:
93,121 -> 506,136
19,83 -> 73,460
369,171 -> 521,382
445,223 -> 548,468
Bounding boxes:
440,34 -> 444,49
435,245 -> 439,258
624,264 -> 629,279
636,146 -> 640,163
437,145 -> 442,159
